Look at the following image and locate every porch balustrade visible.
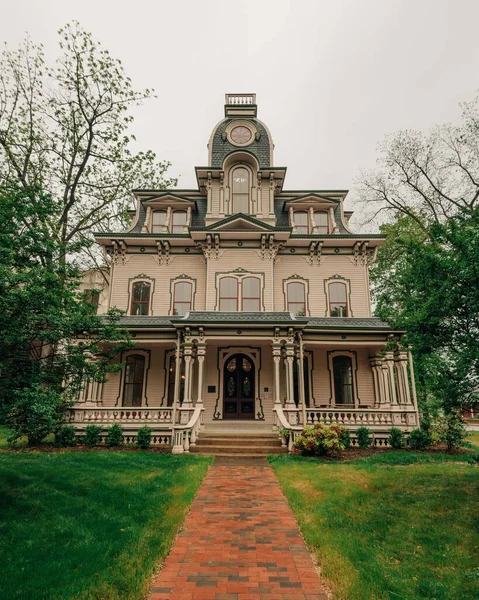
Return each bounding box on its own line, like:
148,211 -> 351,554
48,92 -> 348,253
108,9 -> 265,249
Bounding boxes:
68,406 -> 195,426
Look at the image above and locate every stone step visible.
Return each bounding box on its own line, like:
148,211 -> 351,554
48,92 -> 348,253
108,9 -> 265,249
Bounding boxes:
196,436 -> 280,447
191,444 -> 287,455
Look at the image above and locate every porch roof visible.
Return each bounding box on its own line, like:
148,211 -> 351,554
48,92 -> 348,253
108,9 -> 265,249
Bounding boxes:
305,317 -> 395,331
171,311 -> 307,326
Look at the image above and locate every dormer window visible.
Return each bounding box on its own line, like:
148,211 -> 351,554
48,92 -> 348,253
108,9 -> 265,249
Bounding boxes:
294,211 -> 309,235
150,208 -> 190,233
231,166 -> 250,214
172,210 -> 187,233
152,210 -> 167,233
314,211 -> 329,234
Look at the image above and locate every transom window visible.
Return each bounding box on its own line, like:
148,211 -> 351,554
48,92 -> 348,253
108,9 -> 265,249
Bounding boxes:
286,281 -> 306,316
231,167 -> 250,214
219,276 -> 262,312
152,210 -> 167,233
333,355 -> 354,405
329,281 -> 348,317
123,354 -> 145,406
130,281 -> 151,315
173,281 -> 193,316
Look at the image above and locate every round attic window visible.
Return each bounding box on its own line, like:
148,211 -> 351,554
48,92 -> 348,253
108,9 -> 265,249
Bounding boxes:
230,125 -> 253,146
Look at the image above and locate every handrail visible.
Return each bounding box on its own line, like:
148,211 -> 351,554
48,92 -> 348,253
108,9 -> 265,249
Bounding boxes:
172,404 -> 204,454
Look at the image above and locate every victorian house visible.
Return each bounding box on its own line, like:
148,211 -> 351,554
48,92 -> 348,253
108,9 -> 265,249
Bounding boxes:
71,94 -> 419,453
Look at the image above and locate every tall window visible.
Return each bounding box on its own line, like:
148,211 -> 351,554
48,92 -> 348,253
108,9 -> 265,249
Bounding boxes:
219,277 -> 238,311
242,277 -> 261,311
314,211 -> 329,234
231,167 -> 250,213
287,281 -> 306,315
333,355 -> 353,405
294,211 -> 309,234
293,355 -> 310,407
123,354 -> 145,406
167,355 -> 184,406
173,281 -> 192,316
329,282 -> 348,317
172,210 -> 187,233
152,210 -> 167,233
130,281 -> 151,315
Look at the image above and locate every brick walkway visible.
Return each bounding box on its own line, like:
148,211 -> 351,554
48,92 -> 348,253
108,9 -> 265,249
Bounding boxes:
149,457 -> 329,600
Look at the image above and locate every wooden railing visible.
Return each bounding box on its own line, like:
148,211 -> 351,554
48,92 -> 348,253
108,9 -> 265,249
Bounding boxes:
68,405 -> 204,451
273,404 -> 419,452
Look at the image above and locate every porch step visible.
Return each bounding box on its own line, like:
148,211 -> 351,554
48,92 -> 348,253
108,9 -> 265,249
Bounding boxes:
191,433 -> 287,456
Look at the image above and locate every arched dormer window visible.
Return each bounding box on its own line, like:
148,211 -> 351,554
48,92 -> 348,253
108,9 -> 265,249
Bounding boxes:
314,211 -> 329,234
294,211 -> 309,235
152,210 -> 167,233
130,281 -> 151,315
231,166 -> 250,214
286,281 -> 306,316
172,280 -> 193,316
328,281 -> 348,317
172,210 -> 187,233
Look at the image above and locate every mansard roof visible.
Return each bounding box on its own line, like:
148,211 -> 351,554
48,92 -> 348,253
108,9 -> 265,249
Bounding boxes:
190,213 -> 290,233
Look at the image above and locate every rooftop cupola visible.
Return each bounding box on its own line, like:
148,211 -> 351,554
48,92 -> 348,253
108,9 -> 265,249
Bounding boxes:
207,93 -> 274,168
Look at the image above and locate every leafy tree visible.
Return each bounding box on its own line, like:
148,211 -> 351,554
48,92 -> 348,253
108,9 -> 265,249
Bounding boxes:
0,185 -> 132,443
0,22 -> 176,271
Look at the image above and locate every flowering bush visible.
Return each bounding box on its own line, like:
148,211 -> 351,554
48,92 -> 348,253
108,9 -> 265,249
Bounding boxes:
293,423 -> 347,456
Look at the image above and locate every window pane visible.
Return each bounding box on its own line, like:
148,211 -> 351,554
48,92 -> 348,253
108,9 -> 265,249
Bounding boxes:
314,211 -> 328,233
330,303 -> 347,317
220,298 -> 237,311
232,168 -> 249,193
232,167 -> 249,213
152,210 -> 167,232
294,211 -> 308,234
175,281 -> 192,302
174,302 -> 190,316
220,277 -> 238,298
172,210 -> 187,233
242,298 -> 260,311
287,282 -> 305,303
329,282 -> 347,303
242,277 -> 260,298
289,302 -> 305,316
123,355 -> 145,407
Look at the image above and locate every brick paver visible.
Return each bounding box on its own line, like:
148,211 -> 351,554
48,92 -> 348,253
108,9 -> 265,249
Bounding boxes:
149,457 -> 329,600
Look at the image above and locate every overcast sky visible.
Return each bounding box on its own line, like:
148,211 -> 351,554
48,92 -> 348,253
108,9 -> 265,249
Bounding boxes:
2,0 -> 479,219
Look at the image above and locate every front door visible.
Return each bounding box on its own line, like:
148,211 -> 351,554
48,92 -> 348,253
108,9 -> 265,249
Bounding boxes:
223,354 -> 255,419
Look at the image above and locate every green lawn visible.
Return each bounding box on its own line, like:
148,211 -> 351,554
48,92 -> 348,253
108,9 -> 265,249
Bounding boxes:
467,430 -> 479,447
0,451 -> 211,600
271,453 -> 479,600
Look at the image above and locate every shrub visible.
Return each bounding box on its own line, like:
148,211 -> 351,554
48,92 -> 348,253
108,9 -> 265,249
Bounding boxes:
84,425 -> 102,446
339,427 -> 351,449
388,427 -> 404,449
7,387 -> 68,445
435,413 -> 467,452
55,425 -> 76,447
105,423 -> 123,447
408,428 -> 431,450
293,423 -> 346,456
136,426 -> 152,449
356,426 -> 372,449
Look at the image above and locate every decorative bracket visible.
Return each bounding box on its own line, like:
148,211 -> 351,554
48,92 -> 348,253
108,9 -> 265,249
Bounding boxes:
196,233 -> 221,261
307,240 -> 323,266
352,241 -> 375,266
111,240 -> 128,265
156,240 -> 171,265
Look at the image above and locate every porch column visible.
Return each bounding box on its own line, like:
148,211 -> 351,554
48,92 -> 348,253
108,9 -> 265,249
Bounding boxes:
182,341 -> 193,407
196,342 -> 206,404
380,358 -> 391,407
384,351 -> 398,406
408,350 -> 419,411
171,332 -> 184,454
297,333 -> 307,426
284,342 -> 295,404
395,349 -> 412,405
272,342 -> 282,404
369,355 -> 382,406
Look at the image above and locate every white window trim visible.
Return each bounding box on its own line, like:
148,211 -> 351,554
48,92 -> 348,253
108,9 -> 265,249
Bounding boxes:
128,276 -> 155,316
170,277 -> 196,316
283,275 -> 309,316
324,276 -> 352,317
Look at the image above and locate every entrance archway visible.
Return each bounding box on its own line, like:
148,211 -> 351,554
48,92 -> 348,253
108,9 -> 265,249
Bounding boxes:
223,353 -> 255,419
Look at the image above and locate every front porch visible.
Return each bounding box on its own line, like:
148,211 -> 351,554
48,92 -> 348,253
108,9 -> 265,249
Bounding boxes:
69,313 -> 420,451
